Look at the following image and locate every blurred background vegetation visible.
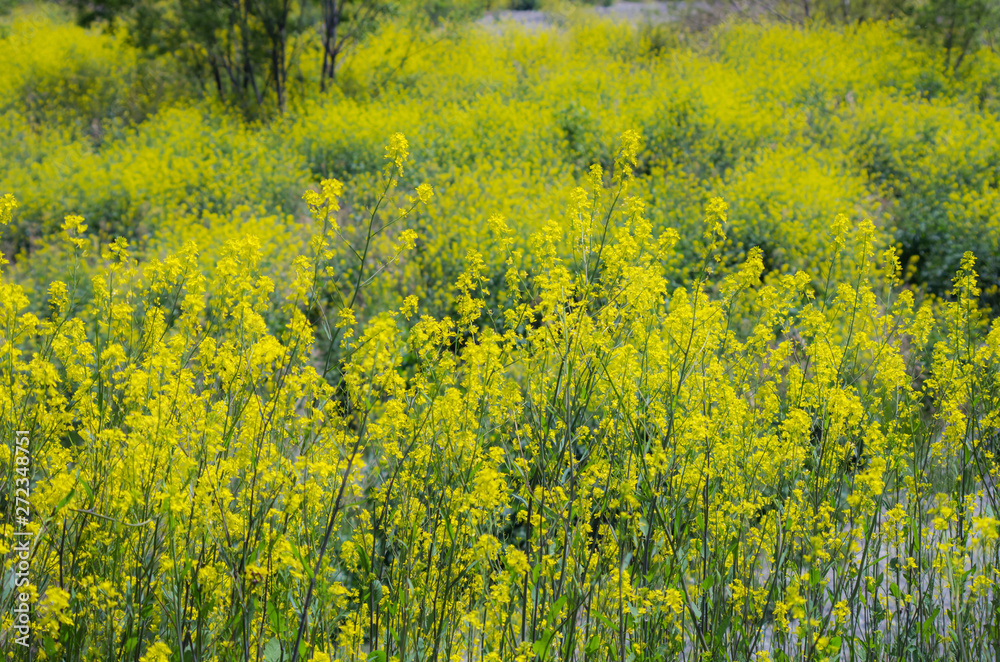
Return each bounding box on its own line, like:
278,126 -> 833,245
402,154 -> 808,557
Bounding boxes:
1,0 -> 999,319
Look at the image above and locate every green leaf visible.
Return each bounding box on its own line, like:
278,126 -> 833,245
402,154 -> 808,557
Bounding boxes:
809,566 -> 821,586
713,613 -> 732,639
268,599 -> 284,634
532,630 -> 555,661
263,639 -> 282,662
922,608 -> 939,637
54,487 -> 77,513
291,543 -> 314,579
548,595 -> 568,622
358,543 -> 371,573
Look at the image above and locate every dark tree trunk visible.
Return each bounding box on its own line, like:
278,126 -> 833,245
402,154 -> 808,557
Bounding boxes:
321,0 -> 340,91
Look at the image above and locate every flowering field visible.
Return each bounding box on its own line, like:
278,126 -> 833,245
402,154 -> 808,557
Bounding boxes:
3,2 -> 1000,660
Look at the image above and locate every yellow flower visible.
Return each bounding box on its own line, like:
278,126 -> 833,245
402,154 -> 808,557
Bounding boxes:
416,183 -> 434,203
0,193 -> 16,226
385,132 -> 409,173
309,648 -> 331,662
139,642 -> 172,662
